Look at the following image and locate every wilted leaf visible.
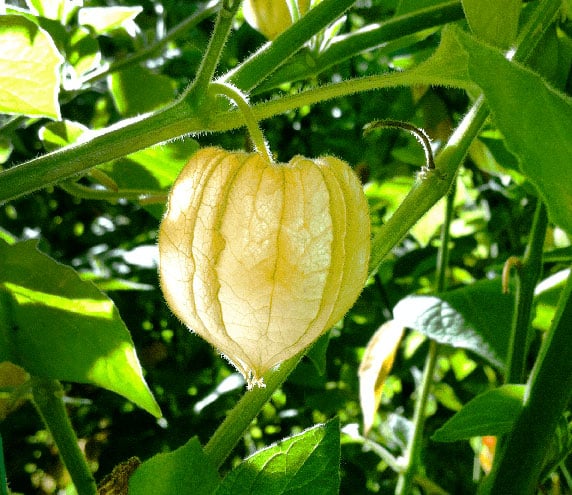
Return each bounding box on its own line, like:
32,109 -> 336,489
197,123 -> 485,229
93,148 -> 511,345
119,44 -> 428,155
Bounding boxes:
359,320 -> 404,435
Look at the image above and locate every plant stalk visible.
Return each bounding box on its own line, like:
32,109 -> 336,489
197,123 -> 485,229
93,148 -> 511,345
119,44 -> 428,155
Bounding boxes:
31,377 -> 96,495
395,181 -> 455,494
505,201 -> 547,384
479,269 -> 572,494
203,353 -> 303,469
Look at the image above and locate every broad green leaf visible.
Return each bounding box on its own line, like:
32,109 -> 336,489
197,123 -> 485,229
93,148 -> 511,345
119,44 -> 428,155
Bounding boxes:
109,65 -> 176,117
454,28 -> 572,236
0,240 -> 161,418
0,15 -> 63,119
216,419 -> 340,495
432,385 -> 525,442
393,278 -> 513,371
77,6 -> 143,35
39,120 -> 88,152
462,0 -> 521,49
359,320 -> 404,435
533,269 -> 570,332
129,437 -> 220,495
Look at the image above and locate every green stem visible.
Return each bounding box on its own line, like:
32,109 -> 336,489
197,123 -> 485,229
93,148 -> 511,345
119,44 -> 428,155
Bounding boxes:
505,201 -> 547,384
256,0 -> 465,92
59,180 -> 167,203
479,269 -> 572,494
185,0 -> 242,105
395,180 -> 455,494
223,0 -> 356,91
0,433 -> 7,495
203,352 -> 303,469
208,82 -> 272,161
31,377 -> 96,495
79,1 -> 219,86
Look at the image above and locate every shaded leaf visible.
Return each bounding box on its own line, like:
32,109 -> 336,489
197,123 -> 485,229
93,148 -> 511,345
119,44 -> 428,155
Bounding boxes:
393,279 -> 512,372
359,320 -> 404,435
454,27 -> 572,235
432,385 -> 524,442
39,120 -> 88,152
0,240 -> 160,418
129,437 -> 220,495
216,419 -> 340,495
0,15 -> 63,119
462,0 -> 521,49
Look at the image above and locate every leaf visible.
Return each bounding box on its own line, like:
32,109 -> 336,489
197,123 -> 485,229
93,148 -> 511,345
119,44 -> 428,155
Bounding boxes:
0,240 -> 161,418
77,6 -> 143,35
359,320 -> 405,435
462,0 -> 521,49
216,419 -> 340,495
0,15 -> 63,119
393,278 -> 513,372
454,27 -> 572,235
432,384 -> 525,442
129,437 -> 220,495
39,120 -> 88,152
109,64 -> 176,117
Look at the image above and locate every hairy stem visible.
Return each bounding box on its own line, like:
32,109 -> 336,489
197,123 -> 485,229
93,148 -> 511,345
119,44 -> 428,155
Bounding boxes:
31,377 -> 96,495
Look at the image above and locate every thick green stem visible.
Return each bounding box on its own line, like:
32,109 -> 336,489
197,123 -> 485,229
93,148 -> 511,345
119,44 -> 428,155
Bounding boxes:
0,433 -> 7,495
31,377 -> 96,495
505,201 -> 547,384
203,353 -> 303,469
480,269 -> 572,494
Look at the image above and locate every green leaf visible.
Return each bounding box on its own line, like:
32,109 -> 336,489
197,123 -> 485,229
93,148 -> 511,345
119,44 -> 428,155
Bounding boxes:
462,0 -> 521,49
67,27 -> 100,78
77,6 -> 143,35
109,64 -> 177,117
27,0 -> 79,24
0,240 -> 161,418
216,419 -> 341,495
39,120 -> 88,152
454,28 -> 572,236
432,384 -> 525,442
129,437 -> 220,495
393,279 -> 513,371
0,15 -> 63,119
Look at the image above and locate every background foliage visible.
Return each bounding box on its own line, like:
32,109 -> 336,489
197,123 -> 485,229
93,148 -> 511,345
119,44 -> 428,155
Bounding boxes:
0,0 -> 571,494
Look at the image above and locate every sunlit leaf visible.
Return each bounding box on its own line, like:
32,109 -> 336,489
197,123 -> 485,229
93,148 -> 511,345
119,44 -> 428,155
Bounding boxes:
216,419 -> 340,495
359,320 -> 404,435
0,15 -> 63,119
455,27 -> 572,235
0,240 -> 161,418
77,6 -> 143,35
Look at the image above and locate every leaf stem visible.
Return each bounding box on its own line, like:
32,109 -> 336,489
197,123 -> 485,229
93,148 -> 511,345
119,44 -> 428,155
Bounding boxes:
0,433 -> 7,495
31,377 -> 96,495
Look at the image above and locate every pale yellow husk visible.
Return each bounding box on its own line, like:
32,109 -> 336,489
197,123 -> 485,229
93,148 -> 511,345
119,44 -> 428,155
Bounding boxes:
159,147 -> 370,387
